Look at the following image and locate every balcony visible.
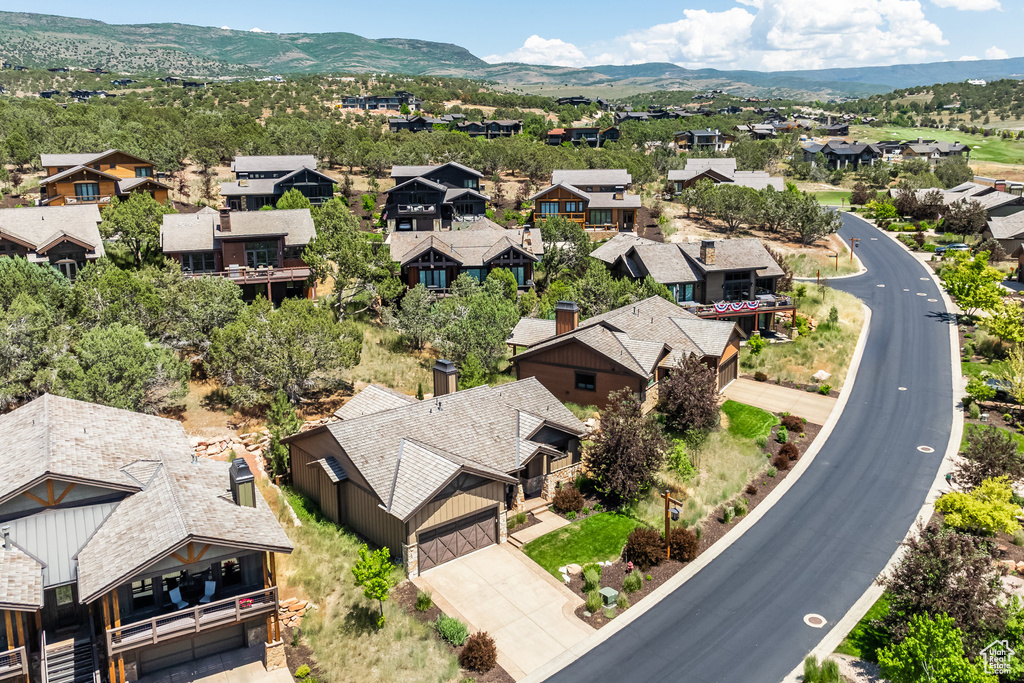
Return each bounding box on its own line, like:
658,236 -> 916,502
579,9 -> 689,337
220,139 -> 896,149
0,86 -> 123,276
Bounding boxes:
105,587 -> 278,656
183,266 -> 311,284
0,646 -> 28,681
690,294 -> 795,318
64,196 -> 112,205
397,204 -> 436,215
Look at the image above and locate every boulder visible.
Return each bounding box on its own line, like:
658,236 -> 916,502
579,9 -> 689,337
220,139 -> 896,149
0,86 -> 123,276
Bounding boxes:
566,563 -> 582,575
280,597 -> 298,608
813,369 -> 832,382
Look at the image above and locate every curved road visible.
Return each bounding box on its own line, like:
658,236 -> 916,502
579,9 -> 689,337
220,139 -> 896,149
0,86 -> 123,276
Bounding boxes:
545,213 -> 955,682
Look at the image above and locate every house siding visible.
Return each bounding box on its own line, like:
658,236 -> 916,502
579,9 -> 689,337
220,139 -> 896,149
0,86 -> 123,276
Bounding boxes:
408,481 -> 504,542
515,341 -> 643,410
345,483 -> 406,556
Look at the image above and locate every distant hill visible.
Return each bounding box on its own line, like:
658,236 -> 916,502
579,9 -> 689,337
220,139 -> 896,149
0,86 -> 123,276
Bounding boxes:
2,11 -> 1023,97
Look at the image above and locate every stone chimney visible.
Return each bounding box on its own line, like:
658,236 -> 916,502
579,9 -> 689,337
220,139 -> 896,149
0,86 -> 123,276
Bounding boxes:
219,207 -> 232,233
701,239 -> 716,265
555,301 -> 580,335
433,359 -> 458,397
229,459 -> 256,507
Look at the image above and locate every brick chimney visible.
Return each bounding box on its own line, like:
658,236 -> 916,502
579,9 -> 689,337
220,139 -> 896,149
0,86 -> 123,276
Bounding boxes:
433,359 -> 458,397
700,239 -> 716,265
996,179 -> 1007,192
219,207 -> 232,232
555,301 -> 580,335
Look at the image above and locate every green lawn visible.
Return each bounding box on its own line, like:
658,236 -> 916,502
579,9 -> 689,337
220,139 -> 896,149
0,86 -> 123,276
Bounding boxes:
849,125 -> 1024,165
834,593 -> 890,661
808,190 -> 852,206
522,512 -> 640,577
721,400 -> 778,440
961,359 -> 1009,380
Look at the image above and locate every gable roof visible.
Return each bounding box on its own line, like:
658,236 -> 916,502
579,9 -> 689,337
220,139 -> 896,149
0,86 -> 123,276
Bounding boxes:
529,182 -> 590,202
231,155 -> 317,173
678,238 -> 785,276
590,233 -> 658,265
115,177 -> 171,193
551,169 -> 632,187
0,205 -> 104,257
987,212 -> 1024,241
40,149 -> 153,170
387,227 -> 542,268
390,162 -> 484,180
0,546 -> 43,611
334,384 -> 418,420
161,208 -> 316,252
41,165 -> 119,184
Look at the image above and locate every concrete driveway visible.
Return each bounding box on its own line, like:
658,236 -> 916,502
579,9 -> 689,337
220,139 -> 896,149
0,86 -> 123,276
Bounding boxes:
724,377 -> 836,425
413,543 -> 594,680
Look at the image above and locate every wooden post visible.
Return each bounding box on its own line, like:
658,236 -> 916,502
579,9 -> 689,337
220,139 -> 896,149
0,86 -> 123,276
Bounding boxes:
3,610 -> 13,650
269,553 -> 281,642
14,612 -> 24,650
263,553 -> 273,644
663,490 -> 670,560
112,592 -> 125,683
102,597 -> 114,683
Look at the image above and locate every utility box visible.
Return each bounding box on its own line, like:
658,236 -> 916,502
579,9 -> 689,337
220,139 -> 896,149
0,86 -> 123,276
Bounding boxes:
599,587 -> 619,607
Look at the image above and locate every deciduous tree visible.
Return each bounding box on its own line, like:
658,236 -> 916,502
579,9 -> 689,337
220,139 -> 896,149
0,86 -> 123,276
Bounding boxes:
99,193 -> 177,268
659,355 -> 719,440
351,544 -> 395,628
586,388 -> 667,503
944,199 -> 988,238
877,613 -> 994,683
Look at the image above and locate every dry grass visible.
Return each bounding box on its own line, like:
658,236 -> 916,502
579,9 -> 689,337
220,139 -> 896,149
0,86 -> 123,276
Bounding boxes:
341,323 -> 436,397
741,284 -> 865,388
784,246 -> 861,278
274,487 -> 460,683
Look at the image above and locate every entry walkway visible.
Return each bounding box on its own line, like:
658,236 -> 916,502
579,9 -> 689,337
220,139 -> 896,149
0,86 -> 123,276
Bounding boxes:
414,543 -> 593,680
723,378 -> 836,425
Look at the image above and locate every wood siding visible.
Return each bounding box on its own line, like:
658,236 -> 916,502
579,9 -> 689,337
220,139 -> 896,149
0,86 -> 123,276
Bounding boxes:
345,483 -> 406,556
408,481 -> 504,543
516,340 -> 642,410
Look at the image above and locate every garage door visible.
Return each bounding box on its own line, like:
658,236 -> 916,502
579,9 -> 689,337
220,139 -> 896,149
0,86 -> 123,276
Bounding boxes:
418,508 -> 497,571
718,355 -> 738,390
138,624 -> 245,675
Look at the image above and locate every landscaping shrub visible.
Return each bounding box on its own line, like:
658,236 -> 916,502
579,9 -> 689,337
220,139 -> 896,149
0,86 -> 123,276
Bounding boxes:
667,441 -> 697,481
459,632 -> 497,673
581,506 -> 590,515
767,466 -> 777,477
622,527 -> 664,571
776,426 -> 789,444
581,562 -> 602,577
747,335 -> 767,355
585,590 -> 602,613
745,483 -> 758,496
772,452 -> 790,471
754,371 -> 768,382
565,511 -> 577,520
616,593 -> 630,610
506,511 -> 527,532
583,566 -> 601,592
977,335 -> 1008,361
968,402 -> 981,420
604,607 -> 616,619
723,507 -> 734,523
416,590 -> 433,612
1014,530 -> 1024,547
594,503 -> 604,512
666,527 -> 699,562
295,665 -> 311,680
780,442 -> 799,462
780,415 -> 803,432
818,384 -> 832,395
755,436 -> 768,449
962,341 -> 976,360
552,486 -> 584,514
622,571 -> 642,594
734,498 -> 748,516
434,614 -> 469,646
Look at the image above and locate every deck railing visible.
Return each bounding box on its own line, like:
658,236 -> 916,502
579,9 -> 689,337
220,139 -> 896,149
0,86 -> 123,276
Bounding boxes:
692,295 -> 795,317
182,266 -> 310,284
0,646 -> 28,681
105,586 -> 278,656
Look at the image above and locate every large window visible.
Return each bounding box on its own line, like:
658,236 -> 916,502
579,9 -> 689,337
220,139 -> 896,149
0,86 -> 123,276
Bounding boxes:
221,558 -> 242,587
673,283 -> 695,303
245,241 -> 278,268
135,166 -> 153,178
564,201 -> 582,213
75,183 -> 100,201
539,202 -> 560,215
182,252 -> 215,272
284,246 -> 304,261
575,372 -> 596,391
463,268 -> 486,282
755,277 -> 774,293
509,266 -> 526,286
419,269 -> 447,289
588,209 -> 612,226
462,179 -> 478,189
131,579 -> 155,610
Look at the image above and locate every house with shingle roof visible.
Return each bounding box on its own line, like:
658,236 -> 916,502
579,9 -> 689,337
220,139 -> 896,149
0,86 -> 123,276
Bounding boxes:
546,126 -> 620,148
900,137 -> 970,164
0,394 -> 292,682
511,296 -> 742,411
453,119 -> 523,138
530,169 -> 640,232
590,234 -> 794,335
221,155 -> 334,211
285,371 -> 585,576
890,181 -> 1024,220
667,158 -> 784,194
384,162 -> 489,231
0,205 -> 104,280
38,150 -> 169,208
801,140 -> 882,169
674,129 -> 732,153
387,225 -> 542,291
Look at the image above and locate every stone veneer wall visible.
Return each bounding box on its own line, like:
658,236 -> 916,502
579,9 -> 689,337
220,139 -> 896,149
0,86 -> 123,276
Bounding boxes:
264,639 -> 287,671
511,483 -> 526,512
403,542 -> 420,578
542,462 -> 583,500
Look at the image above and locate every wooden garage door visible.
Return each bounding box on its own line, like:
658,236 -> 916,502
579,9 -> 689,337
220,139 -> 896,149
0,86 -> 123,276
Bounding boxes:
718,355 -> 738,390
139,624 -> 245,675
418,509 -> 497,571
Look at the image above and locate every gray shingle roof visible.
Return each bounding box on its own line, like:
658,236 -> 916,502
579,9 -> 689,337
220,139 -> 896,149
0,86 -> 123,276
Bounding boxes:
508,318 -> 557,347
390,162 -> 483,179
160,208 -> 315,252
309,457 -> 348,483
231,155 -> 316,173
551,169 -> 632,187
629,243 -> 700,283
41,152 -> 109,168
987,212 -> 1024,241
590,233 -> 657,265
42,164 -> 119,184
388,227 -> 542,267
161,211 -> 217,252
678,238 -> 785,276
587,192 -> 642,209
529,182 -> 589,202
334,384 -> 418,420
0,205 -> 104,257
0,547 -> 43,611
116,177 -> 170,193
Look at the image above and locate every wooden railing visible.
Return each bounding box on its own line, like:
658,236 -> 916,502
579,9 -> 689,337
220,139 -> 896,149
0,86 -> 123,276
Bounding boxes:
692,295 -> 795,317
0,646 -> 28,681
105,587 -> 278,656
182,266 -> 310,284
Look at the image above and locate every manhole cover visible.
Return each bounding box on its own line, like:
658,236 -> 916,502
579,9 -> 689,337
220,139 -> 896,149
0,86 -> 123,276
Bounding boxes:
804,614 -> 827,628
918,445 -> 935,453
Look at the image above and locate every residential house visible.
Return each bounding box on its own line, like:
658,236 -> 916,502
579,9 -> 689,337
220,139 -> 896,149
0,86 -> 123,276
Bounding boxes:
590,233 -> 793,335
556,96 -> 609,110
384,162 -> 489,231
160,207 -> 316,303
530,169 -> 640,232
388,114 -> 464,133
546,126 -> 620,148
0,205 -> 104,280
453,119 -> 522,138
801,140 -> 882,169
614,110 -> 696,125
0,394 -> 293,682
667,158 -> 784,194
387,223 -> 542,291
221,155 -> 335,211
338,91 -> 421,111
984,213 -> 1024,262
896,181 -> 1024,220
824,123 -> 850,136
674,129 -> 731,153
510,296 -> 742,411
900,138 -> 971,164
285,370 -> 585,576
38,150 -> 169,207
734,123 -> 777,140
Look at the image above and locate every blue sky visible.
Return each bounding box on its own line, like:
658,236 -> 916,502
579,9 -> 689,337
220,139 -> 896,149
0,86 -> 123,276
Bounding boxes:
1,0 -> 1019,71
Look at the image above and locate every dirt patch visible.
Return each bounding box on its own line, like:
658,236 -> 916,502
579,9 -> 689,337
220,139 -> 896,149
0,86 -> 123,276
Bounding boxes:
282,625 -> 324,681
570,558 -> 685,627
506,511 -> 541,535
393,582 -> 515,683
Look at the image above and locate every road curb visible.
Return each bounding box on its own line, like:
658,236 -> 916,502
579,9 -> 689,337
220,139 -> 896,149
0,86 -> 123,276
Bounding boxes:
521,293 -> 875,683
779,213 -> 965,682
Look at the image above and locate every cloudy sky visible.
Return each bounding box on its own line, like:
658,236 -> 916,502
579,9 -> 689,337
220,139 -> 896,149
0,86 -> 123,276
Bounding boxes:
4,0 -> 1019,72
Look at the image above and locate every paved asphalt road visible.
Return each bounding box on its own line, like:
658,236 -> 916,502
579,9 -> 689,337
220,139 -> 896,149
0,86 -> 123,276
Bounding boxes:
545,213 -> 955,683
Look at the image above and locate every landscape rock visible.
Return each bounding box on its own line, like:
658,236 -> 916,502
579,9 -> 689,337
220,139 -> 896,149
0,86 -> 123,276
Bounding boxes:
566,563 -> 582,575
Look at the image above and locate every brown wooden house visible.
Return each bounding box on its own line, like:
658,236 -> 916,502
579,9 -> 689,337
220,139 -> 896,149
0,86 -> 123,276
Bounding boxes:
0,394 -> 293,683
530,169 -> 640,232
39,150 -> 169,207
285,369 -> 586,576
0,205 -> 104,280
510,297 -> 742,410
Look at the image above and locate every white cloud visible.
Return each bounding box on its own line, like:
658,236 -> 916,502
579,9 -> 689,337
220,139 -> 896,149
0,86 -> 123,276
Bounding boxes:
958,54 -> 980,60
985,46 -> 1009,60
484,35 -> 589,67
931,0 -> 1001,10
486,0 -> 947,71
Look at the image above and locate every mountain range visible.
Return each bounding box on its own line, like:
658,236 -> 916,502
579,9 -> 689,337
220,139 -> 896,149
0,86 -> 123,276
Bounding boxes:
2,11 -> 1023,98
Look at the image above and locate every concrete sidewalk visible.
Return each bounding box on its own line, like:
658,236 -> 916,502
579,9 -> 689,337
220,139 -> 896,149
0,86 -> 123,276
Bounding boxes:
723,378 -> 836,425
510,509 -> 568,546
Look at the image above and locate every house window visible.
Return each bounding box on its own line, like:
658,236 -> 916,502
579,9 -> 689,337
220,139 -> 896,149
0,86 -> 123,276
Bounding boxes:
674,283 -> 695,302
724,271 -> 750,281
454,202 -> 477,216
509,266 -> 527,286
135,166 -> 153,178
182,252 -> 216,272
575,372 -> 596,392
284,246 -> 304,261
131,579 -> 155,610
462,179 -> 478,189
539,202 -> 559,215
564,201 -> 582,213
419,269 -> 447,289
588,209 -> 612,226
55,585 -> 73,605
463,268 -> 486,282
75,183 -> 100,200
755,278 -> 774,293
162,571 -> 186,595
245,241 -> 278,268
221,559 -> 242,587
